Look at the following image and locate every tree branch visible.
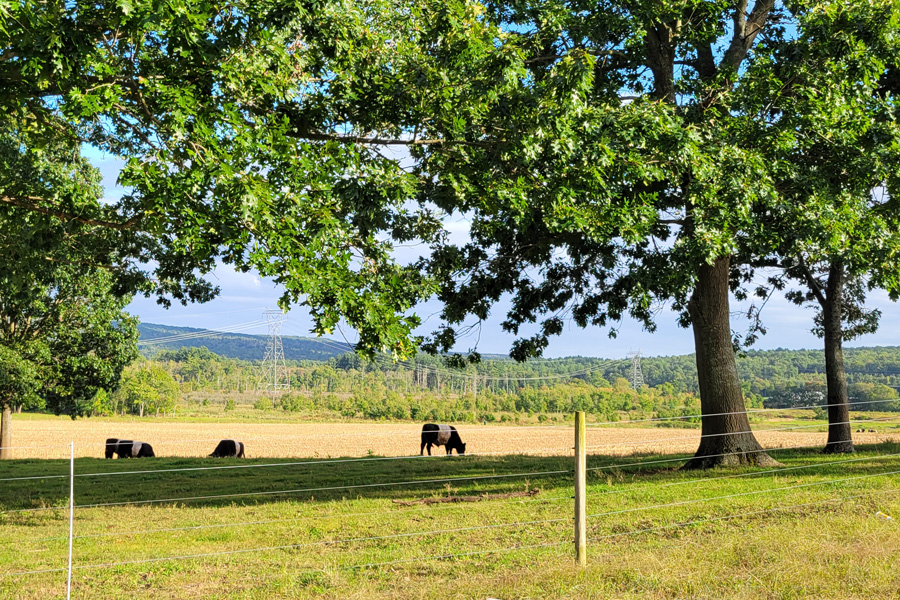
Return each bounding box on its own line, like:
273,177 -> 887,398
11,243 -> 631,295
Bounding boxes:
524,49 -> 627,65
798,257 -> 827,307
722,0 -> 776,72
0,195 -> 141,231
289,131 -> 491,148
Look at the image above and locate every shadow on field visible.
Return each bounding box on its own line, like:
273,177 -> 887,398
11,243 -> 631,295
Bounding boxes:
1,442 -> 899,514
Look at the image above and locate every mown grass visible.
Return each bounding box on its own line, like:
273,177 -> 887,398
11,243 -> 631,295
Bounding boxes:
1,442 -> 899,599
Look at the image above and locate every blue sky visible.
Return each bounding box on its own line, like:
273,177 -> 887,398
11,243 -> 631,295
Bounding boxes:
89,150 -> 900,360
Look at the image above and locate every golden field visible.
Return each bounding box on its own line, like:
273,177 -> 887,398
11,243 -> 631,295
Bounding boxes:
6,415 -> 900,460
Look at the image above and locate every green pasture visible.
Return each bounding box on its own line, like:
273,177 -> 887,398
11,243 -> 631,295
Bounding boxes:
1,443 -> 899,599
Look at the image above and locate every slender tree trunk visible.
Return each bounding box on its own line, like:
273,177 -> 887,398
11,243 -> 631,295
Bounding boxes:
0,403 -> 12,459
683,257 -> 779,469
822,262 -> 854,454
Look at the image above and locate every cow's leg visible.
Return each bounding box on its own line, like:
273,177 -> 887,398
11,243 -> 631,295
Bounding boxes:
420,439 -> 426,456
427,443 -> 433,456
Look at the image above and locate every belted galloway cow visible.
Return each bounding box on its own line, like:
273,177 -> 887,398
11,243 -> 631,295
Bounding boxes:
209,439 -> 245,458
105,438 -> 155,458
420,423 -> 466,455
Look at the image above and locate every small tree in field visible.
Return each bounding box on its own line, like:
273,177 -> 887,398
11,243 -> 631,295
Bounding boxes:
114,365 -> 180,417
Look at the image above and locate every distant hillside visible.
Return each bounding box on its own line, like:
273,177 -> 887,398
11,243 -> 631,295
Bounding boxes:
138,323 -> 348,361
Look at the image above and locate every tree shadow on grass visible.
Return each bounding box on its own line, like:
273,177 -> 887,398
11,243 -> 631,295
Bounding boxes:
1,441 -> 899,515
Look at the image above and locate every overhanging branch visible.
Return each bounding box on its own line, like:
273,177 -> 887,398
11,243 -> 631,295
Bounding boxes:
0,195 -> 142,231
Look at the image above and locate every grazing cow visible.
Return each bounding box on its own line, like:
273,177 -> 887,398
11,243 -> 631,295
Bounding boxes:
868,429 -> 877,433
420,424 -> 466,456
104,438 -> 155,459
209,439 -> 245,458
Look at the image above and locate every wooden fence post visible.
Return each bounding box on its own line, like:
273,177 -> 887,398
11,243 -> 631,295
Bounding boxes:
575,411 -> 586,566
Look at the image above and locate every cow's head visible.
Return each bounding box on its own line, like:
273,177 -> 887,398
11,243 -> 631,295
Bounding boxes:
459,443 -> 466,455
104,438 -> 117,459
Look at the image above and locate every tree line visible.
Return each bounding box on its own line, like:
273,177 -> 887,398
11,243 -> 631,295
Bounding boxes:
77,346 -> 899,420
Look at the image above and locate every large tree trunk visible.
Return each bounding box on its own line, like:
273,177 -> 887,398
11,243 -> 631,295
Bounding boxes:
683,257 -> 779,469
821,262 -> 854,454
0,404 -> 12,460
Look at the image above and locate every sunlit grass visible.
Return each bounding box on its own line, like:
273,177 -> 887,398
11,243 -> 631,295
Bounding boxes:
2,442 -> 899,599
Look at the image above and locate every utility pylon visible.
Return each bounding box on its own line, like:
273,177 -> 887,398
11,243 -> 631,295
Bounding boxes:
258,309 -> 290,403
627,349 -> 643,391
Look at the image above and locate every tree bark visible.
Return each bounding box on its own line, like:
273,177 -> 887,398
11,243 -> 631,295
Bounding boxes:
821,262 -> 854,453
683,257 -> 779,469
0,404 -> 12,459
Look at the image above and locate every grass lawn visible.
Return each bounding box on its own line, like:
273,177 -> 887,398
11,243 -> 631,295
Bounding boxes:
1,442 -> 899,599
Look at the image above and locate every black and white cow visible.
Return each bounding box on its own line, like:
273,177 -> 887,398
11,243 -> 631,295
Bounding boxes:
104,438 -> 155,459
420,424 -> 466,455
209,439 -> 245,458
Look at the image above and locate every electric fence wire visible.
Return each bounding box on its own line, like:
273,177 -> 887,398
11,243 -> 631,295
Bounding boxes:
0,492 -> 576,548
5,427 -> 899,518
3,480 -> 896,579
583,414 -> 900,452
6,441 -> 898,549
5,395 -> 900,455
70,468 -> 572,511
2,414 -> 899,486
584,486 -> 900,544
584,465 -> 900,521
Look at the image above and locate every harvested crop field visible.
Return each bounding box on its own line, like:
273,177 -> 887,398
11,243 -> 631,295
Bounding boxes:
8,417 -> 900,460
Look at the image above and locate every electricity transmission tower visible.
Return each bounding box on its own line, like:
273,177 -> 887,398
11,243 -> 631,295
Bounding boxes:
258,309 -> 290,402
627,350 -> 644,391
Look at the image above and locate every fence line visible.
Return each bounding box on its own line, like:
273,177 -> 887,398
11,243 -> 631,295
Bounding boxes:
73,468 -> 573,510
8,437 -> 897,546
3,413 -> 900,596
585,466 -> 900,521
583,415 -> 900,451
2,514 -> 571,576
4,396 -> 899,454
0,492 -> 576,548
586,486 -> 900,544
584,448 -> 900,501
6,485 -> 895,581
4,427 -> 899,503
6,413 -> 898,484
3,436 -> 891,526
5,432 -> 899,515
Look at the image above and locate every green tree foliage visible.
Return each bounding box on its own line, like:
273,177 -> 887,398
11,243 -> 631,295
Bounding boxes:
732,5 -> 900,452
407,1 -> 900,466
1,0 -> 516,355
113,364 -> 180,417
7,1 -> 900,467
0,115 -> 141,456
0,267 -> 138,456
0,347 -> 39,410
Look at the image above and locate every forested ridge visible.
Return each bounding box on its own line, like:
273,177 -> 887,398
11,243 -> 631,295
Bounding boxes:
138,323 -> 349,361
